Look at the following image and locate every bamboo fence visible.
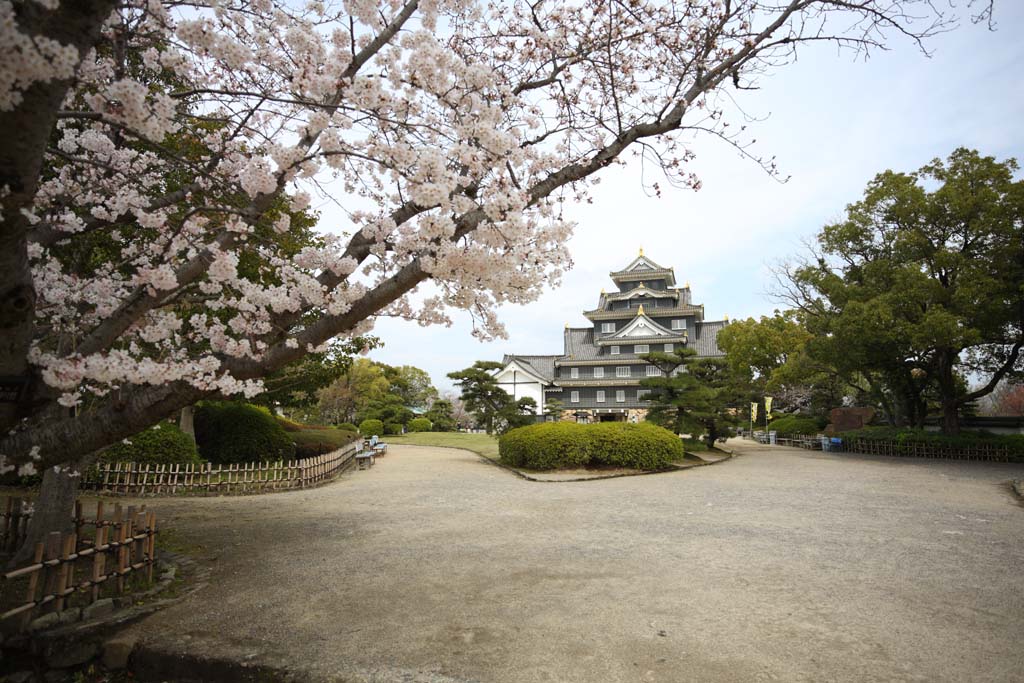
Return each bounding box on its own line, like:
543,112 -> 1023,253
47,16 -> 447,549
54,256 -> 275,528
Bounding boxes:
81,441 -> 359,496
1,496 -> 33,553
837,437 -> 1016,462
757,433 -> 1018,462
1,500 -> 157,632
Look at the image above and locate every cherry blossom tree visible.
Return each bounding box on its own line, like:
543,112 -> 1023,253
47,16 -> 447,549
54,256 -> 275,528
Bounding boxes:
0,0 -> 993,553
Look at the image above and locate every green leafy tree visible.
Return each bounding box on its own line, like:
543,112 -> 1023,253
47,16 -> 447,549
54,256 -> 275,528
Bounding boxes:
640,349 -> 744,446
785,149 -> 1024,434
448,361 -> 537,435
317,358 -> 391,424
717,312 -> 848,418
544,398 -> 566,421
424,399 -> 457,432
357,393 -> 415,428
384,365 -> 439,411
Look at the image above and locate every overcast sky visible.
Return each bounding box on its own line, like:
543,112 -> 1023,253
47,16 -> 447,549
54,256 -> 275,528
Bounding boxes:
353,5 -> 1024,394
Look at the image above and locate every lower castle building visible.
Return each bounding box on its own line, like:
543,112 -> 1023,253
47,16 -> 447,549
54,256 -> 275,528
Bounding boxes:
495,251 -> 727,423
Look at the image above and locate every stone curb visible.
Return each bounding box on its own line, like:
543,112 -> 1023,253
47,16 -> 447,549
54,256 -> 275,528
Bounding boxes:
1012,479 -> 1023,500
394,442 -> 735,484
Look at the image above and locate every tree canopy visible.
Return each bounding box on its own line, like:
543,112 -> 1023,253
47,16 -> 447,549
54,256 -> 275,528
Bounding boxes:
0,0 -> 988,473
780,148 -> 1024,434
448,361 -> 536,435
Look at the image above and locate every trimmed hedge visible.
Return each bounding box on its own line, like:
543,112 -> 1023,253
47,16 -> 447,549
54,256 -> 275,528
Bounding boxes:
499,422 -> 684,471
337,422 -> 358,432
384,422 -> 403,435
291,428 -> 362,459
359,419 -> 384,436
408,417 -> 432,432
99,422 -> 204,466
194,402 -> 296,464
769,415 -> 823,436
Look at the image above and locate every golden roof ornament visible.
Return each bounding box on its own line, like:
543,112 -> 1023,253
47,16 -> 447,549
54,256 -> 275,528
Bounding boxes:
565,322 -> 569,329
639,246 -> 644,256
724,314 -> 730,322
685,280 -> 690,288
636,304 -> 645,316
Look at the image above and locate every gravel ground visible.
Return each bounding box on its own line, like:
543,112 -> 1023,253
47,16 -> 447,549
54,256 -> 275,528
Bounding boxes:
122,440 -> 1024,682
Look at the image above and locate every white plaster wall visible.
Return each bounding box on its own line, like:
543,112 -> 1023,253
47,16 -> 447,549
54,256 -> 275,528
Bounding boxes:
494,366 -> 545,415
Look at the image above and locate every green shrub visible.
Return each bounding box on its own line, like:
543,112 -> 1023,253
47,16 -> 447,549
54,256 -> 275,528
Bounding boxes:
587,423 -> 684,469
499,422 -> 591,470
359,419 -> 384,436
408,417 -> 432,432
384,422 -> 403,435
290,428 -> 361,459
769,415 -> 823,436
99,422 -> 204,466
337,422 -> 358,432
194,402 -> 296,464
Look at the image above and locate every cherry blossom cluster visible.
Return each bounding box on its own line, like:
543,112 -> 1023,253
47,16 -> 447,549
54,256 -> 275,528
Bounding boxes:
0,0 -> 954,466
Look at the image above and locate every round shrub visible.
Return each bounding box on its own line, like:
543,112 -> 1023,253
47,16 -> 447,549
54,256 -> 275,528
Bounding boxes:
337,422 -> 358,432
499,422 -> 590,470
407,417 -> 432,432
588,423 -> 683,469
500,422 -> 684,471
384,422 -> 403,435
194,402 -> 296,464
99,422 -> 204,466
359,418 -> 384,436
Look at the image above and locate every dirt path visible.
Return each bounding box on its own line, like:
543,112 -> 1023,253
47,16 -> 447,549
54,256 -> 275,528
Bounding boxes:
122,442 -> 1024,682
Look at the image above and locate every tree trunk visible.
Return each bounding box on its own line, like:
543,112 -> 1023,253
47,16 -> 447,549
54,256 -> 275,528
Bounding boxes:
10,465 -> 80,567
179,405 -> 196,443
936,350 -> 961,436
941,399 -> 960,436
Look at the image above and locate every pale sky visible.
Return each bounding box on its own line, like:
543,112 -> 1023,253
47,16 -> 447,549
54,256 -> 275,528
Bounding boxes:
357,5 -> 1024,394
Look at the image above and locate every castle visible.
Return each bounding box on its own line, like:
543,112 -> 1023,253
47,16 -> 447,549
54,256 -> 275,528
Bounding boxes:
495,250 -> 728,422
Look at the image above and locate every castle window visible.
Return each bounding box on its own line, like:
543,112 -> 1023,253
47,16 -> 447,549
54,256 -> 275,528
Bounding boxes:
601,322 -> 615,333
610,345 -> 620,355
593,367 -> 604,378
570,367 -> 579,379
664,343 -> 673,352
646,365 -> 661,376
570,391 -> 580,403
671,319 -> 686,330
616,366 -> 630,378
596,390 -> 605,403
634,344 -> 649,353
616,390 -> 626,403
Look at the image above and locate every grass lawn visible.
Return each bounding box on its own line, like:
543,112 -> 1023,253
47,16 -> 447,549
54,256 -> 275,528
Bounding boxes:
384,432 -> 499,460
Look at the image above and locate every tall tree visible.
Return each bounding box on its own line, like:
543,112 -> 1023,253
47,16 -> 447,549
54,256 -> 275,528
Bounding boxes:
717,312 -> 849,417
424,399 -> 457,432
384,366 -> 439,412
640,349 -> 744,446
317,358 -> 391,425
782,149 -> 1024,434
448,361 -> 536,435
0,0 -> 987,475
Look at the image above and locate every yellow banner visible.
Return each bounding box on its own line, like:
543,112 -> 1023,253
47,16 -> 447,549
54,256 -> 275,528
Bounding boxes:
765,396 -> 773,415
750,402 -> 758,421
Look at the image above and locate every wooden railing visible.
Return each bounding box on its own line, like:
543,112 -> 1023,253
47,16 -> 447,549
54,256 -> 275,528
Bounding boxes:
81,441 -> 359,496
752,432 -> 1018,462
838,437 -> 1016,462
1,500 -> 157,632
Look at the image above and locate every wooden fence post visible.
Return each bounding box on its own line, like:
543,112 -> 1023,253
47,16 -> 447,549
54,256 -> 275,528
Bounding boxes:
20,542 -> 45,630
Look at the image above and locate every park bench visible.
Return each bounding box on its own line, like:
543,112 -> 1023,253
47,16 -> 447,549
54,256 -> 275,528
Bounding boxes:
355,450 -> 375,470
364,435 -> 388,456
